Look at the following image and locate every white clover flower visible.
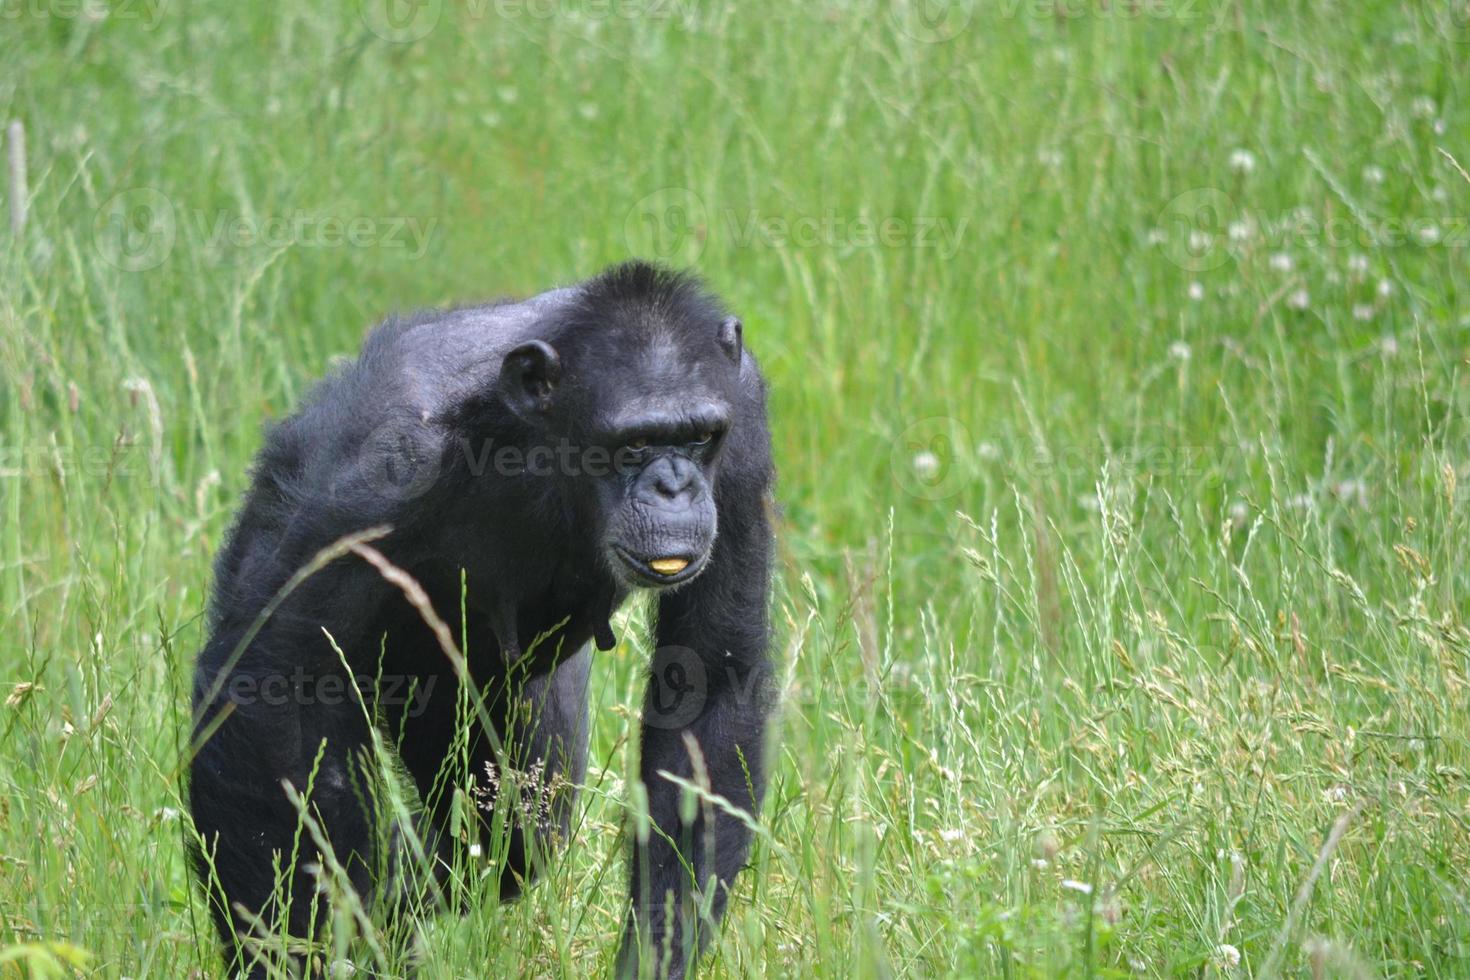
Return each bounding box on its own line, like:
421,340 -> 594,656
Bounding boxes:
1037,148 -> 1064,168
1379,335 -> 1399,357
1352,304 -> 1375,321
940,827 -> 965,843
1288,492 -> 1315,511
1269,252 -> 1293,272
1325,785 -> 1349,802
1363,165 -> 1386,185
1377,278 -> 1394,298
1412,96 -> 1436,118
1434,119 -> 1447,136
1031,857 -> 1050,869
1187,282 -> 1205,301
1347,253 -> 1369,278
1169,340 -> 1192,360
1227,220 -> 1252,243
977,441 -> 1001,461
1287,288 -> 1310,310
1229,501 -> 1249,528
578,104 -> 600,121
1332,478 -> 1369,508
1215,943 -> 1242,969
912,451 -> 940,480
1146,227 -> 1167,246
1228,148 -> 1257,174
1062,879 -> 1094,895
1189,230 -> 1212,254
498,86 -> 519,104
1432,185 -> 1450,203
1416,224 -> 1442,246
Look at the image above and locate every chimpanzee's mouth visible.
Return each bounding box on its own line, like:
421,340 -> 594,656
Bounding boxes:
613,546 -> 706,587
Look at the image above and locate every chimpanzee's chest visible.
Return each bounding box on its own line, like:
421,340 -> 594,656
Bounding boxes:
448,566 -> 628,678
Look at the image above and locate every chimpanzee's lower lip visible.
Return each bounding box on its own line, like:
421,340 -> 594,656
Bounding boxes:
614,546 -> 704,586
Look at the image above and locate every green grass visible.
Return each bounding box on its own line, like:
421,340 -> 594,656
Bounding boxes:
3,0 -> 1470,975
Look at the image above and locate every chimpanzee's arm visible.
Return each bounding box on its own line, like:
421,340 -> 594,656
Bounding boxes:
617,392 -> 776,979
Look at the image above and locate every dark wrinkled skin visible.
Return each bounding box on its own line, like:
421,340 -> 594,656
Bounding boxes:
189,262 -> 776,979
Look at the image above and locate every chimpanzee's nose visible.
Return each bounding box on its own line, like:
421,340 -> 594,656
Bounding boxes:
650,457 -> 696,501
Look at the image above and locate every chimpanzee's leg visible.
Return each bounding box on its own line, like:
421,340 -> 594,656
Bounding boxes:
386,643 -> 591,911
190,639 -> 378,979
494,645 -> 592,897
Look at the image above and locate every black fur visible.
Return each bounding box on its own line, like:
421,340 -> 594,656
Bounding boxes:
188,261 -> 776,979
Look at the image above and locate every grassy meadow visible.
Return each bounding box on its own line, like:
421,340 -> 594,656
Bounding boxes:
3,0 -> 1470,975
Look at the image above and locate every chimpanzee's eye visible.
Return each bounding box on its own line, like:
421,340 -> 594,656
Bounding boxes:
628,437 -> 649,450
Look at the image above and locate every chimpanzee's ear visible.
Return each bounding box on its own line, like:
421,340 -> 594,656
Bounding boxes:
499,339 -> 562,418
717,315 -> 742,364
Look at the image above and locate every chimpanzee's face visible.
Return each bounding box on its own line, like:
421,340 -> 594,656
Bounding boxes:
497,319 -> 742,591
584,333 -> 735,589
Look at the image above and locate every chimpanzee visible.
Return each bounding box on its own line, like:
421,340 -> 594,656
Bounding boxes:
188,261 -> 777,978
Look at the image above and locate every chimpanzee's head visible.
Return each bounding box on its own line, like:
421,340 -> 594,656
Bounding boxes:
497,263 -> 745,590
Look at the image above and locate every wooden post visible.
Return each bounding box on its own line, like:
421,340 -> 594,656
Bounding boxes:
7,120 -> 26,236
